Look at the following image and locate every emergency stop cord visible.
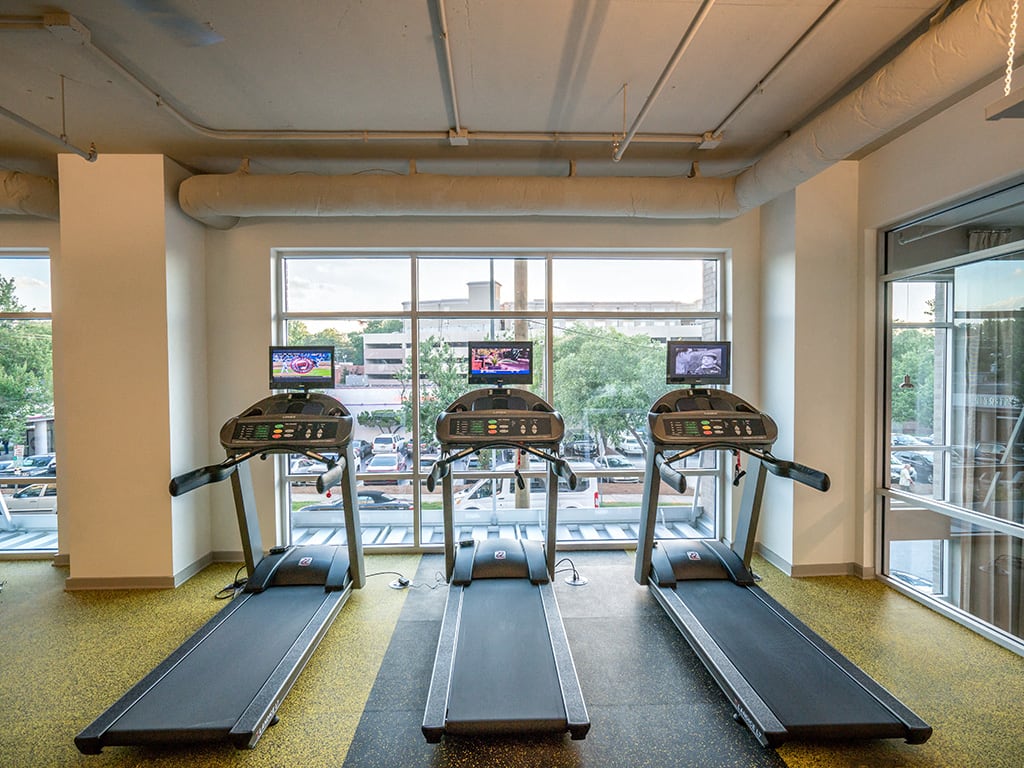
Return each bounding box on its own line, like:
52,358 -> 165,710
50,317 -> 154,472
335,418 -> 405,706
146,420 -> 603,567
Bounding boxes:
732,451 -> 746,486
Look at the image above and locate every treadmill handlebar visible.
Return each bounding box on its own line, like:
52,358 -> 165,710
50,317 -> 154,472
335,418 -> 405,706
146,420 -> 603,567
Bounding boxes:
315,458 -> 346,494
763,457 -> 830,492
654,454 -> 687,493
169,462 -> 239,496
552,458 -> 578,490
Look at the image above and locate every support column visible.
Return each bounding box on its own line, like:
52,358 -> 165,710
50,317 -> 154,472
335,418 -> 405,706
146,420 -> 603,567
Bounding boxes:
56,154 -> 208,588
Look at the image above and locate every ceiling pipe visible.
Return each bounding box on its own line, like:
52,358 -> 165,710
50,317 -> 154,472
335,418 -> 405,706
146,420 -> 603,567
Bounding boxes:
177,0 -> 1012,229
0,103 -> 96,161
6,12 -> 702,149
435,0 -> 466,144
711,0 -> 846,137
179,172 -> 742,230
612,0 -> 716,162
0,171 -> 59,219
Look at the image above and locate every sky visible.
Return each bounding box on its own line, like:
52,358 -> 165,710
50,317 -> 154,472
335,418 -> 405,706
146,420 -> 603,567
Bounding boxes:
284,254 -> 711,315
0,257 -> 51,312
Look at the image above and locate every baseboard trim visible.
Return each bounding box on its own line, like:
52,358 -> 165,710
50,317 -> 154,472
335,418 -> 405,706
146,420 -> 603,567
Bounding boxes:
173,552 -> 214,587
755,544 -> 870,579
212,549 -> 245,564
64,575 -> 177,591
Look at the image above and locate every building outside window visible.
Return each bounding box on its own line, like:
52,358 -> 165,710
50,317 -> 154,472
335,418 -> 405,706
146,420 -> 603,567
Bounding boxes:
882,180 -> 1024,654
277,250 -> 725,551
0,251 -> 55,553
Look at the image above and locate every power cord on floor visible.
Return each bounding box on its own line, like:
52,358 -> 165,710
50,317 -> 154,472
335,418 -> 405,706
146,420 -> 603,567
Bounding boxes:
365,569 -> 448,590
554,557 -> 589,586
215,565 -> 248,600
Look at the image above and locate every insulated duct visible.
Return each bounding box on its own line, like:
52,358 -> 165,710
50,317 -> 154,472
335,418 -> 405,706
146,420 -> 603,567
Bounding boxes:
178,0 -> 1013,229
0,171 -> 59,219
178,173 -> 742,230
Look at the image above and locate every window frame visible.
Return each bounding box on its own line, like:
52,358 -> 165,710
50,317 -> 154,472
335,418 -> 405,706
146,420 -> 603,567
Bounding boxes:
277,247 -> 728,553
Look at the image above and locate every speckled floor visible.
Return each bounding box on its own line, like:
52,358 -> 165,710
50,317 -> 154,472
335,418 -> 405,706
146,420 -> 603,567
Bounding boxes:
0,551 -> 1021,768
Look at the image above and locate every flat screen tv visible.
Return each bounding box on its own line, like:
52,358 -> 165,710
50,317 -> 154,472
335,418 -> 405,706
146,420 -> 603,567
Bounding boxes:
269,346 -> 335,390
467,340 -> 534,385
666,340 -> 731,386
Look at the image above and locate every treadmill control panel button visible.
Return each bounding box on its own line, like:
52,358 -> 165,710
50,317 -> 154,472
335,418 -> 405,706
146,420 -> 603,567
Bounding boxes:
446,415 -> 554,441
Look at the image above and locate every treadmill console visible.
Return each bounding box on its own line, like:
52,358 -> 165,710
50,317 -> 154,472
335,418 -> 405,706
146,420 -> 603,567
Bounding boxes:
647,388 -> 777,450
220,392 -> 353,452
435,388 -> 563,449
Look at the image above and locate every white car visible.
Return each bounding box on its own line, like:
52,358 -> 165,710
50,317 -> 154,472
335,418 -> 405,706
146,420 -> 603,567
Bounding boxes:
2,483 -> 58,513
616,435 -> 644,456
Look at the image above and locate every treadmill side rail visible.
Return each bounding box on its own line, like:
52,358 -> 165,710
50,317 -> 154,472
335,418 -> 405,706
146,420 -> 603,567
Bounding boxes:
538,582 -> 590,739
422,586 -> 464,743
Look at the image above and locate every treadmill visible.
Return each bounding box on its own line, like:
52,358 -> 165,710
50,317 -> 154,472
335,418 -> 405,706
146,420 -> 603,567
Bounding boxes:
635,341 -> 931,747
76,351 -> 365,753
421,340 -> 590,742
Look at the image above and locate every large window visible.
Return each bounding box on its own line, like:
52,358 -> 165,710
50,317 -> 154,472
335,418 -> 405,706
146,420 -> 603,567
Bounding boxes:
277,250 -> 725,551
882,181 -> 1024,653
0,252 -> 56,554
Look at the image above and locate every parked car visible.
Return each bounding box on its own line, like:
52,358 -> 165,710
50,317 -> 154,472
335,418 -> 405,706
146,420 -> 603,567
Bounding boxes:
364,452 -> 408,484
300,490 -> 412,513
372,434 -> 406,455
972,441 -> 1024,464
891,433 -> 927,447
616,435 -> 644,456
893,450 -> 933,483
351,439 -> 374,460
592,455 -> 637,482
1,483 -> 58,513
11,453 -> 56,477
289,453 -> 353,482
564,433 -> 598,457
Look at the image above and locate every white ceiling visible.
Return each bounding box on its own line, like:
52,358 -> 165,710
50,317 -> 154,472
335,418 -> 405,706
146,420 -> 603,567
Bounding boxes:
0,0 -> 991,181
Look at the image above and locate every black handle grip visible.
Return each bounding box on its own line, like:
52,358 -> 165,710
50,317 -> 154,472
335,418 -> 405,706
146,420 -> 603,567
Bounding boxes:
426,460 -> 449,493
655,454 -> 687,494
315,458 -> 346,494
765,459 -> 830,492
169,463 -> 237,496
553,459 -> 578,490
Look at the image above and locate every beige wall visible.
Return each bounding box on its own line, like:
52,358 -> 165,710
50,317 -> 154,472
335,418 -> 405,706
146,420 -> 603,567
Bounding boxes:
54,155 -> 208,588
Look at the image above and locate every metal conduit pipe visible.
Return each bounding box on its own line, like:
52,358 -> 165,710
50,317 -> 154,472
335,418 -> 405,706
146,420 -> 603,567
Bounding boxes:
435,0 -> 464,138
612,0 -> 716,162
711,0 -> 846,137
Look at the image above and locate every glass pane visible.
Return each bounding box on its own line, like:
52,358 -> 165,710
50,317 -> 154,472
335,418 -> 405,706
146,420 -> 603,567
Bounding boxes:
552,257 -> 718,312
949,254 -> 1024,518
283,316 -> 414,546
0,257 -> 51,313
282,256 -> 410,312
0,319 -> 54,462
418,255 -> 545,311
288,478 -> 415,547
548,318 -> 721,541
885,499 -> 1023,642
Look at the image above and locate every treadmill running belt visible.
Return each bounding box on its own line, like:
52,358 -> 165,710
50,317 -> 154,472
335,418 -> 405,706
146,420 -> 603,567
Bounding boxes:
102,586 -> 333,742
675,580 -> 907,739
446,579 -> 566,733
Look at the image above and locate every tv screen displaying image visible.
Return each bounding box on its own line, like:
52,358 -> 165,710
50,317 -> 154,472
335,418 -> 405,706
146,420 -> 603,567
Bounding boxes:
666,340 -> 731,386
467,341 -> 533,385
269,346 -> 335,390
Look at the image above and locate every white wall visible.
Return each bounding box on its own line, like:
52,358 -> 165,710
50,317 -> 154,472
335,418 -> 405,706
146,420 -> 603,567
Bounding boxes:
202,215 -> 763,556
164,158 -> 211,579
759,191 -> 796,565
